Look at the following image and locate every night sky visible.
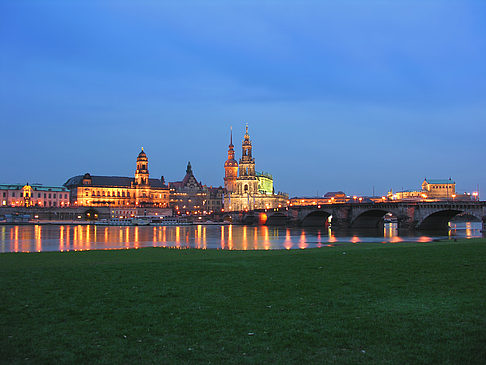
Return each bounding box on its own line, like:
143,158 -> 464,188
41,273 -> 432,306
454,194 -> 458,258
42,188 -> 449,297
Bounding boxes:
1,0 -> 485,197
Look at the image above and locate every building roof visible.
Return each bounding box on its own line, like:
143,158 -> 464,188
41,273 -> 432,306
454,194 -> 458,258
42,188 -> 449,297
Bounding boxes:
424,179 -> 455,184
64,175 -> 166,189
0,184 -> 68,192
324,191 -> 346,198
256,171 -> 273,180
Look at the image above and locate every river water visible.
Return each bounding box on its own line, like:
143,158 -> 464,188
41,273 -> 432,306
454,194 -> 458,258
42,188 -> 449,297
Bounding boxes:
0,222 -> 483,253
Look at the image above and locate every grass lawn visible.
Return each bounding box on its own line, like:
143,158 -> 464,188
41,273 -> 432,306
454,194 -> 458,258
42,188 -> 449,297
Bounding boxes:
1,239 -> 486,364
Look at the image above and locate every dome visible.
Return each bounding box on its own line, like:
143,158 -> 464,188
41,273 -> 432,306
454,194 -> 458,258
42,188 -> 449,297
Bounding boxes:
137,148 -> 147,161
225,159 -> 238,167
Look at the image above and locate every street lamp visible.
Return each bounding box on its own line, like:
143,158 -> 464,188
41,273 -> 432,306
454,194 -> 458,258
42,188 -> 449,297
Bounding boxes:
472,192 -> 479,201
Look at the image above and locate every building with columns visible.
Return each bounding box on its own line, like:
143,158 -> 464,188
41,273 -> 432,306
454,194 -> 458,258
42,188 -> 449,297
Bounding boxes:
64,148 -> 170,208
223,126 -> 288,211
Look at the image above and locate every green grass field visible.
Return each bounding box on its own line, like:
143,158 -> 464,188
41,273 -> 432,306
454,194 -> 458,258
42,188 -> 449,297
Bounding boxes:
1,239 -> 486,364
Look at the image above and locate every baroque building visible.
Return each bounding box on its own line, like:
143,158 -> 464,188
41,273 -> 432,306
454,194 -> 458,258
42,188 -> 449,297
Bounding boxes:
0,184 -> 69,207
223,126 -> 288,211
64,148 -> 170,208
388,178 -> 460,201
169,162 -> 225,215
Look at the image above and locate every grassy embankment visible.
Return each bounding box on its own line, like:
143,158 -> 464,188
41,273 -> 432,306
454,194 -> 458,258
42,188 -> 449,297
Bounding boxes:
1,239 -> 486,364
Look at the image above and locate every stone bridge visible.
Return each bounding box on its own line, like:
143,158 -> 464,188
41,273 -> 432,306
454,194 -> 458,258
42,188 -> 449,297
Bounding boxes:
230,201 -> 486,231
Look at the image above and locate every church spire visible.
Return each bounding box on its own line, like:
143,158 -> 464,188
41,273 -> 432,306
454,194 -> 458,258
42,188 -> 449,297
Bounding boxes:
230,126 -> 233,147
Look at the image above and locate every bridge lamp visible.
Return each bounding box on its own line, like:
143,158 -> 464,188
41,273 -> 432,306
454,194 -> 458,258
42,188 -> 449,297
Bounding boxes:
472,192 -> 478,201
452,194 -> 456,200
358,197 -> 363,202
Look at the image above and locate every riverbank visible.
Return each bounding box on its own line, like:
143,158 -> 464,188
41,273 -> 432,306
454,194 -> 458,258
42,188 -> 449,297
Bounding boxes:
1,239 -> 486,364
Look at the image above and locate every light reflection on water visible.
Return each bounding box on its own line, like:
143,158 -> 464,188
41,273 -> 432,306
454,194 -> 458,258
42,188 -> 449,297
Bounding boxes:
0,222 -> 483,253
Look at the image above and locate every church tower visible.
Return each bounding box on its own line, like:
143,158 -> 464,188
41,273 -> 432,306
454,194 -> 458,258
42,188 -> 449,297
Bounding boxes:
224,127 -> 238,193
236,125 -> 258,195
135,148 -> 150,187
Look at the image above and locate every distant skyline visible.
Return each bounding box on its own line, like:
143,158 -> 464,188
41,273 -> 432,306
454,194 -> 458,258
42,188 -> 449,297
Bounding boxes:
1,0 -> 485,197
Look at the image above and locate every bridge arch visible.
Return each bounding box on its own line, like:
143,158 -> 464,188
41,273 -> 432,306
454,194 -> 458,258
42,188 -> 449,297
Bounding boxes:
242,214 -> 257,225
301,210 -> 331,227
418,209 -> 482,230
265,212 -> 288,226
351,209 -> 395,229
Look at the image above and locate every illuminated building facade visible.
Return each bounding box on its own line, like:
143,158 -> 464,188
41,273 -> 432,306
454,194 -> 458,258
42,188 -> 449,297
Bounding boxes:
169,162 -> 207,214
257,172 -> 274,195
223,126 -> 288,211
421,178 -> 455,198
0,184 -> 69,207
169,162 -> 225,215
388,178 -> 457,201
64,149 -> 170,207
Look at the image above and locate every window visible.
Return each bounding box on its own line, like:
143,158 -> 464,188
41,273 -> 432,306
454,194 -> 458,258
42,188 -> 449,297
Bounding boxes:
20,193 -> 23,197
48,194 -> 51,198
65,194 -> 68,199
53,194 -> 56,199
12,192 -> 15,197
38,193 -> 41,198
2,192 -> 5,197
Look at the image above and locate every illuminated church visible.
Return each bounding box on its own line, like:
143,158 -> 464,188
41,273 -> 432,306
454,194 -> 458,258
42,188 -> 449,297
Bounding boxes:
223,126 -> 288,211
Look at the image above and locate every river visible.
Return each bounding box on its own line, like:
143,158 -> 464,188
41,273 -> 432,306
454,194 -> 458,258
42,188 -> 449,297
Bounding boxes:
0,222 -> 483,253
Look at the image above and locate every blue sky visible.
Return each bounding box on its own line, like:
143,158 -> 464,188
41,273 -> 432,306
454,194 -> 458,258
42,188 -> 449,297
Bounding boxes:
1,0 -> 485,197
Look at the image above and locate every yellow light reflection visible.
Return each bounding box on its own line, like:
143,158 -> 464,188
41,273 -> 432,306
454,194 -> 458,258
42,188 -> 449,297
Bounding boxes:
35,225 -> 42,252
60,226 -> 64,251
328,227 -> 336,243
351,236 -> 360,243
220,226 -> 225,249
134,226 -> 139,249
66,226 -> 70,251
175,226 -> 180,248
254,227 -> 258,250
228,224 -> 233,250
283,228 -> 292,250
242,226 -> 248,250
202,226 -> 207,249
196,225 -> 202,249
299,230 -> 307,249
14,226 -> 19,252
262,226 -> 270,250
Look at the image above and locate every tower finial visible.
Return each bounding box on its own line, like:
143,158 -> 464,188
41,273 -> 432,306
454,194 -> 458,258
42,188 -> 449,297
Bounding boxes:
141,147 -> 144,151
230,126 -> 233,146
